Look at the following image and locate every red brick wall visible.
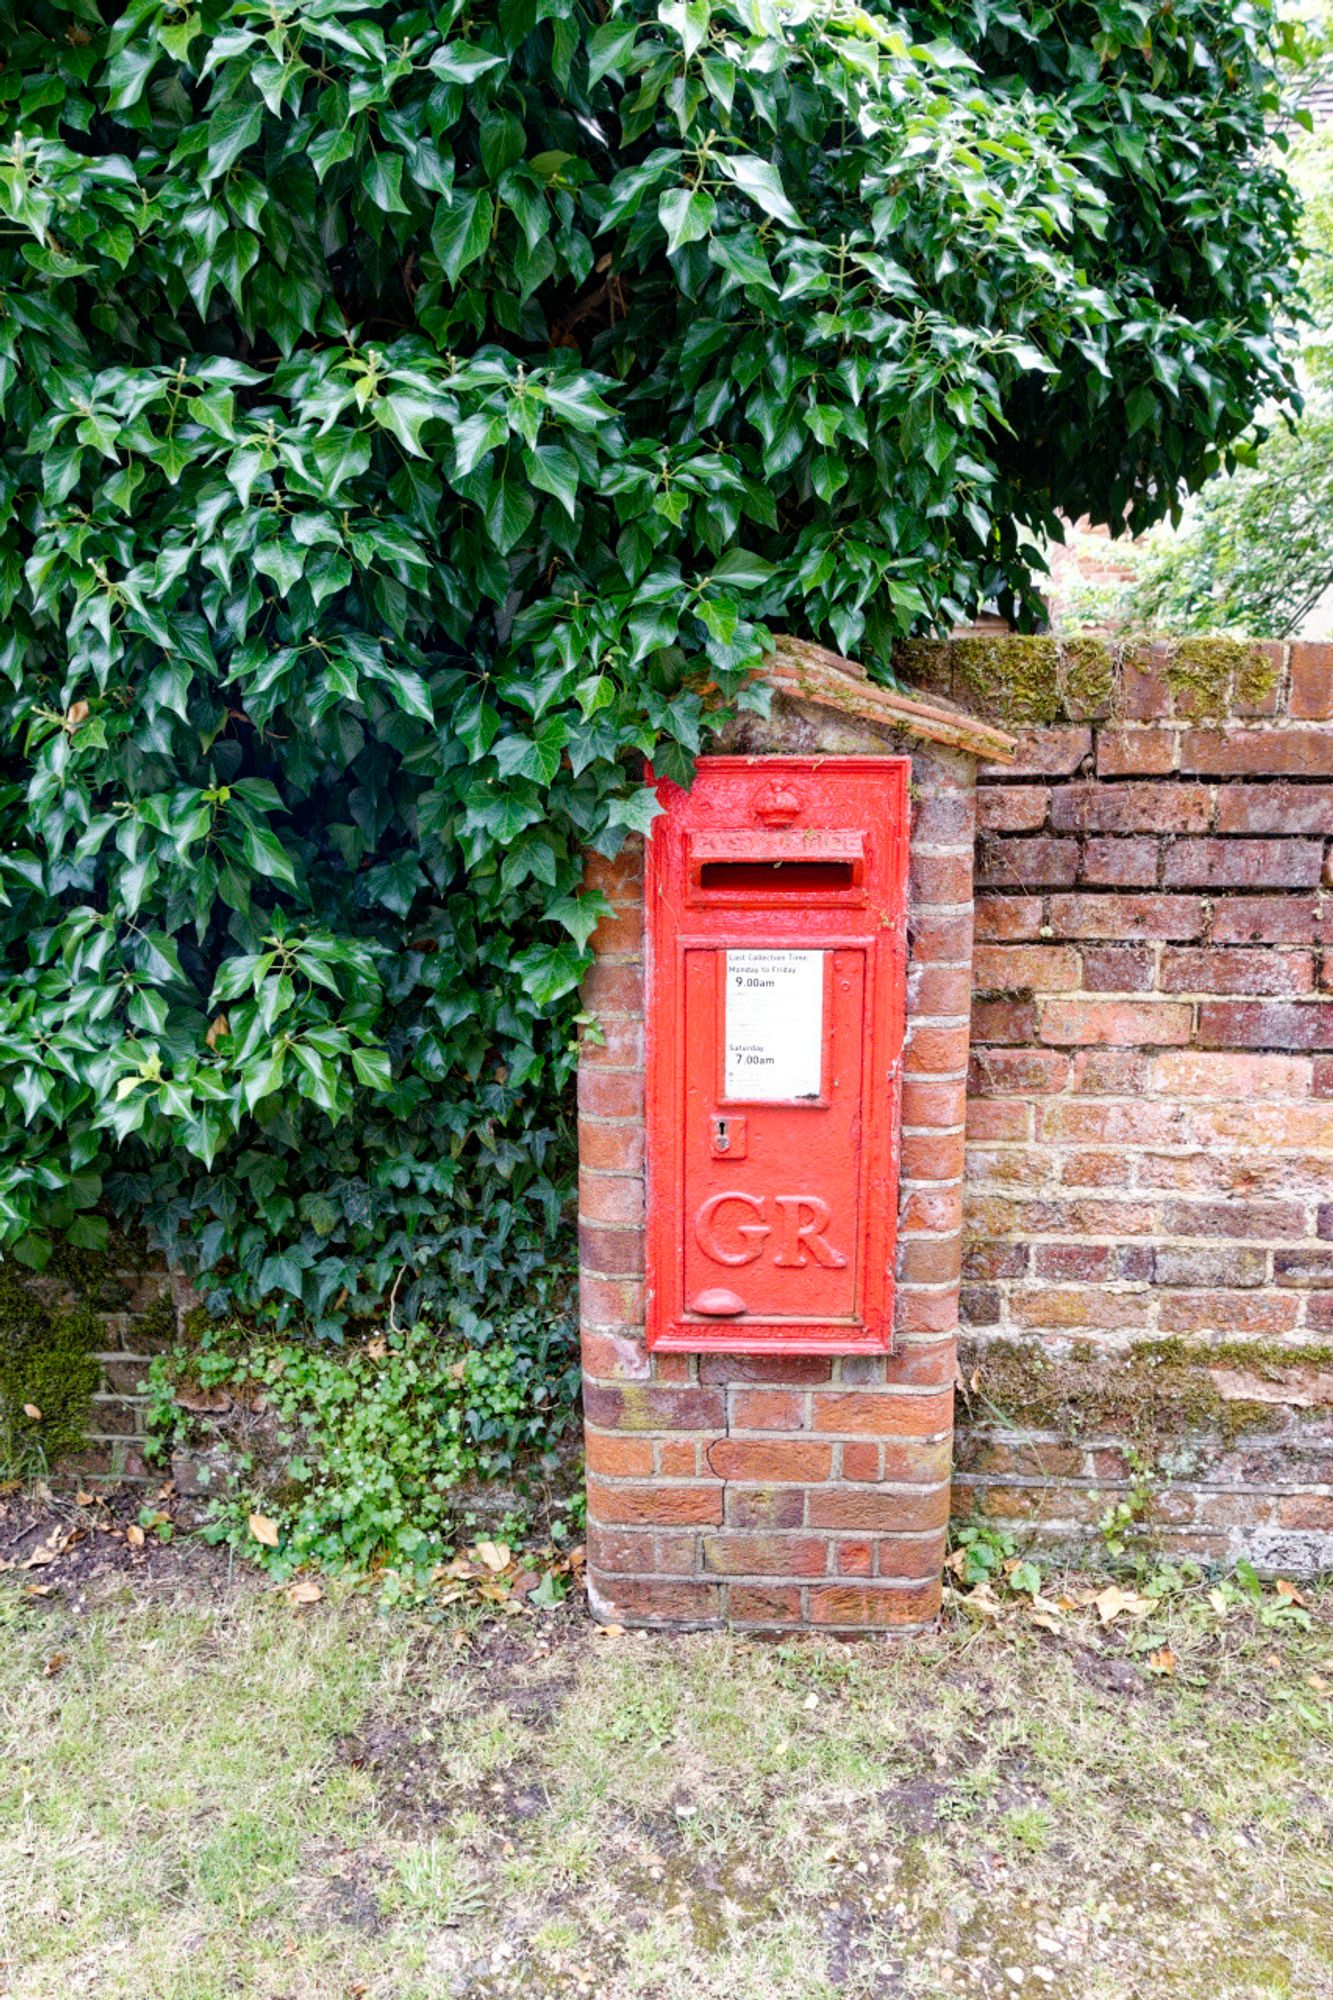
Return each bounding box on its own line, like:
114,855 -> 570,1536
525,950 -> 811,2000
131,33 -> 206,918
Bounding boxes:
949,636 -> 1333,1569
578,726 -> 978,1631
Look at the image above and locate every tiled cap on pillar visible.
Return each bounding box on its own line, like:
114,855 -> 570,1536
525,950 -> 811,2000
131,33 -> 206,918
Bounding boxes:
578,637 -> 1015,1632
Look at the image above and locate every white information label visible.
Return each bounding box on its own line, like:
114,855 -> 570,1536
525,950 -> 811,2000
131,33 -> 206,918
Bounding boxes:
724,950 -> 824,1101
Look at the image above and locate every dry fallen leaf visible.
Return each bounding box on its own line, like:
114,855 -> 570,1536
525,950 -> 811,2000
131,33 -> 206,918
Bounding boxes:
125,1524 -> 145,1549
1276,1578 -> 1308,1607
1207,1587 -> 1231,1619
1029,1611 -> 1062,1635
1307,1672 -> 1330,1696
22,1403 -> 41,1422
75,1491 -> 95,1507
287,1578 -> 323,1606
44,1653 -> 67,1677
1094,1585 -> 1153,1626
1148,1646 -> 1177,1677
960,1583 -> 1002,1621
204,1011 -> 230,1050
248,1512 -> 280,1549
592,1622 -> 626,1640
366,1337 -> 387,1361
474,1540 -> 511,1573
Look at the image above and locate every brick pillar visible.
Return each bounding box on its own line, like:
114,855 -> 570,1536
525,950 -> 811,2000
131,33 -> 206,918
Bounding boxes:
577,689 -> 990,1633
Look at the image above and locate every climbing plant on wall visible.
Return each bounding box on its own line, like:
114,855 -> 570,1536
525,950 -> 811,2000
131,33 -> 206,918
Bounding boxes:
0,0 -> 1303,1334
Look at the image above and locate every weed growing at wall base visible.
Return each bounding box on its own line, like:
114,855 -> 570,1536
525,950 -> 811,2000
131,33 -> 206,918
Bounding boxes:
145,1300 -> 582,1584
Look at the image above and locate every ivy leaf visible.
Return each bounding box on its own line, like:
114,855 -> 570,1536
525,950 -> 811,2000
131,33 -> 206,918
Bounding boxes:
659,187 -> 716,254
483,477 -> 536,554
717,154 -> 800,228
513,940 -> 587,1007
240,823 -> 298,887
207,98 -> 265,180
431,190 -> 494,284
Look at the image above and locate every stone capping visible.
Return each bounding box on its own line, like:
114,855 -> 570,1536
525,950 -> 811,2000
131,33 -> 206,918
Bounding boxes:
763,634 -> 1019,763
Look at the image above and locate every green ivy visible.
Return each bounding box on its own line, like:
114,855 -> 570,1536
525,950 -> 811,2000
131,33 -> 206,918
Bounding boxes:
0,0 -> 1303,1332
146,1293 -> 582,1577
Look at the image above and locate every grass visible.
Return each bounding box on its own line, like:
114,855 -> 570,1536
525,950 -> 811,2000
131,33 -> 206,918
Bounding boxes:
1,1558 -> 1332,2000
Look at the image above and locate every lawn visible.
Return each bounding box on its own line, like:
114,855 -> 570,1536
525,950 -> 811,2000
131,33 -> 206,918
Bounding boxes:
2,1504 -> 1331,2000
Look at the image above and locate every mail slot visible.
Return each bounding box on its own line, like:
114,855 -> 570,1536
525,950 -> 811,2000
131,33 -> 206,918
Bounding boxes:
645,756 -> 909,1353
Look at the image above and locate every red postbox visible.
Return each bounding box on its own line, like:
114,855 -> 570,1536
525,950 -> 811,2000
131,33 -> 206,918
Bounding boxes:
644,755 -> 910,1354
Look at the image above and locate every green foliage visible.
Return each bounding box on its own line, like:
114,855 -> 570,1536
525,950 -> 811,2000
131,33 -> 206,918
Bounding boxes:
146,1295 -> 581,1578
0,1266 -> 101,1476
0,0 -> 1302,1331
1121,101 -> 1333,637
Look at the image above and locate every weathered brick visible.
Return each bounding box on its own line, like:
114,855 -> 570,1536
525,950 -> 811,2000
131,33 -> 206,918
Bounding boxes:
579,1120 -> 645,1174
1096,726 -> 1179,777
731,1388 -> 809,1431
1048,894 -> 1204,941
577,1069 -> 644,1119
811,1389 -> 953,1436
578,1223 -> 644,1277
975,836 -> 1080,890
1161,1200 -> 1308,1240
1158,1292 -> 1300,1334
1315,1057 -> 1333,1098
584,1431 -> 655,1477
582,1384 -> 725,1431
1214,783 -> 1333,835
1010,1290 -> 1152,1330
1038,999 -> 1193,1047
706,1438 -> 834,1482
1288,642 -> 1333,720
807,1578 -> 942,1625
900,1130 -> 966,1182
727,1584 -> 803,1625
969,1048 -> 1070,1093
965,1100 -> 1032,1141
1079,837 -> 1160,888
835,1538 -> 875,1577
899,1185 -> 964,1234
1274,1248 -> 1333,1287
579,1273 -> 645,1328
962,1241 -> 1029,1280
1163,838 -> 1323,890
899,1234 -> 967,1285
911,849 -> 975,905
1160,948 -> 1315,996
581,960 -> 646,1012
1181,727 -> 1333,777
1081,944 -> 1156,992
702,1533 -> 829,1577
1198,1000 -> 1333,1051
906,963 -> 973,1019
698,1354 -> 832,1384
970,998 -> 1038,1045
587,1481 -> 723,1527
579,1171 -> 645,1226
981,726 -> 1091,779
900,1075 -> 968,1128
1151,1050 -> 1312,1099
1068,1049 -> 1152,1094
973,944 -> 1081,992
907,909 -> 976,962
1052,782 -> 1212,834
579,1330 -> 650,1382
973,896 -> 1045,941
726,1486 -> 806,1529
976,786 -> 1050,832
904,1022 -> 971,1074
592,1578 -> 720,1625
1210,896 -> 1321,944
911,788 -> 976,844
806,1485 -> 952,1533
1152,1245 -> 1269,1289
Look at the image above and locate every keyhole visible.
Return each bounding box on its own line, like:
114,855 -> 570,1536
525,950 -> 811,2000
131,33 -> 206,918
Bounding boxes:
714,1118 -> 730,1153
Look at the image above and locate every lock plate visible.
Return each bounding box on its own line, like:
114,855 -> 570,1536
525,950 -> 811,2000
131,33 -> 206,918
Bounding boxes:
710,1114 -> 747,1160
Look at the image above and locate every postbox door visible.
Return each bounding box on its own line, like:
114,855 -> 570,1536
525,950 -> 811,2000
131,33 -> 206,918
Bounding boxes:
680,944 -> 867,1330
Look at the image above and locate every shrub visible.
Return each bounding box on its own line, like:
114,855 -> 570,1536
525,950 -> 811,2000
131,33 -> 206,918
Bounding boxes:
0,0 -> 1303,1338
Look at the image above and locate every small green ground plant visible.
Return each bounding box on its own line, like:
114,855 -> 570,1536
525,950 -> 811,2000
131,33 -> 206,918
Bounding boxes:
146,1297 -> 582,1584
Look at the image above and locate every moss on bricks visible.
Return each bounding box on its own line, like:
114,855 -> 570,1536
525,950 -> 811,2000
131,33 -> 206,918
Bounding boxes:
0,1265 -> 102,1478
959,1336 -> 1331,1451
1057,637 -> 1115,719
950,635 -> 1061,726
892,639 -> 956,698
1162,636 -> 1277,720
